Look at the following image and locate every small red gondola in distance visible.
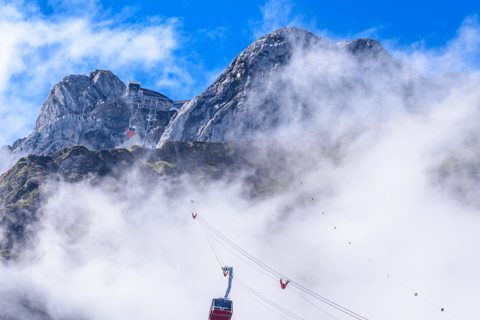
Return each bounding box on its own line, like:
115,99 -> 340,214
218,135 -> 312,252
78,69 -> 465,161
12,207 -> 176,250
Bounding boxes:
208,267 -> 234,320
127,117 -> 135,137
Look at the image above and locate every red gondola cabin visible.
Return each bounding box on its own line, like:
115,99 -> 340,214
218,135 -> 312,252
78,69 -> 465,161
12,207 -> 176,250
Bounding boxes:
208,298 -> 233,320
127,127 -> 135,137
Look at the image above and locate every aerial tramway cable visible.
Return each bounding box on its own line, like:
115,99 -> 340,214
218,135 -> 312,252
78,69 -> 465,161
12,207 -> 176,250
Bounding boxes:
201,221 -> 225,268
151,138 -> 370,320
154,134 -> 466,320
152,144 -> 308,318
158,161 -> 369,318
197,215 -> 369,320
147,147 -> 219,265
196,218 -> 279,281
288,286 -> 339,320
235,283 -> 292,320
234,277 -> 305,320
198,215 -> 361,320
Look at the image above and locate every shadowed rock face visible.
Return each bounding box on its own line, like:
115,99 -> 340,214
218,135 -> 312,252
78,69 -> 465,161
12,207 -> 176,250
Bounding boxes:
158,27 -> 399,145
0,145 -> 158,257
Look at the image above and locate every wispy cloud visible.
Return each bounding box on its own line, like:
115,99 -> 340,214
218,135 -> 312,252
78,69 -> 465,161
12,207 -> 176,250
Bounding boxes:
0,0 -> 181,146
198,27 -> 228,41
2,3 -> 480,319
248,0 -> 385,43
382,15 -> 480,75
250,0 -> 480,77
249,0 -> 317,39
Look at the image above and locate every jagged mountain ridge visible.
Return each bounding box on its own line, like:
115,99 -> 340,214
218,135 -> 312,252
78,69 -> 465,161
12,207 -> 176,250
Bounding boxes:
12,70 -> 127,158
158,27 -> 401,145
2,70 -> 182,171
35,70 -> 126,130
0,27 -> 414,258
2,27 -> 400,163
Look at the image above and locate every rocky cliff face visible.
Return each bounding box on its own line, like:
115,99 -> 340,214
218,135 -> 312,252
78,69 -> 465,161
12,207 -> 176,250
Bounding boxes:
2,28 -> 403,166
158,27 -> 401,146
8,70 -> 127,160
35,70 -> 126,130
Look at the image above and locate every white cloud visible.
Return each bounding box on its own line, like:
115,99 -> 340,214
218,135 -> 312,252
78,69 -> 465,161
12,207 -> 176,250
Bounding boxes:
2,4 -> 480,319
385,15 -> 480,75
250,0 -> 317,40
0,0 -> 181,147
198,27 -> 227,41
250,1 -> 480,78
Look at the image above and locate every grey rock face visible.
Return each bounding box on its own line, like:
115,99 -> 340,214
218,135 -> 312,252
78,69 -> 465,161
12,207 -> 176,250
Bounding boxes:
14,115 -> 114,156
10,70 -> 128,158
35,70 -> 126,130
158,27 -> 398,146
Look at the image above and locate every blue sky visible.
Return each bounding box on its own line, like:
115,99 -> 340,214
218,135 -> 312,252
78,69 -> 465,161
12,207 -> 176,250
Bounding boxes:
1,0 -> 480,146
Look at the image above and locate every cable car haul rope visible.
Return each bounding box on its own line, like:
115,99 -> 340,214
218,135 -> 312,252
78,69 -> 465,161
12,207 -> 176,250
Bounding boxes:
152,138 -> 464,320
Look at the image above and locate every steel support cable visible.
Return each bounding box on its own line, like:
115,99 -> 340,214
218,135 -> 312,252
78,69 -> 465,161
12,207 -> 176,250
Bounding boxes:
148,147 -> 227,270
197,218 -> 278,281
198,216 -> 225,267
288,283 -> 367,320
235,279 -> 303,320
153,147 -> 224,268
172,139 -> 197,206
166,138 -> 230,268
198,217 -> 343,320
197,215 -> 368,320
163,139 -> 367,319
148,147 -> 197,214
200,219 -> 224,268
234,277 -> 304,320
173,140 -> 188,177
152,159 -> 225,268
235,280 -> 291,320
173,140 -> 189,179
197,219 -> 227,268
199,214 -> 300,320
197,215 -> 287,279
235,281 -> 300,320
288,286 -> 339,320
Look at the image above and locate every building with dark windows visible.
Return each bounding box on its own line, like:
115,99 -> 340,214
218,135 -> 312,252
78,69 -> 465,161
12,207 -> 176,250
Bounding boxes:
125,80 -> 190,111
124,80 -> 190,145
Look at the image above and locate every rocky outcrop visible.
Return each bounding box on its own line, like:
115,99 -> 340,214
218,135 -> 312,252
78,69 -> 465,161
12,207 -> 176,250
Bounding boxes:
9,70 -> 128,159
4,29 -> 402,164
35,70 -> 126,130
158,27 -> 400,145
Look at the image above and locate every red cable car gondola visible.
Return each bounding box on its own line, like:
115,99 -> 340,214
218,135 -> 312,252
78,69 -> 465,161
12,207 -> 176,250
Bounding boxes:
127,117 -> 136,137
127,128 -> 135,137
208,267 -> 234,320
208,298 -> 233,320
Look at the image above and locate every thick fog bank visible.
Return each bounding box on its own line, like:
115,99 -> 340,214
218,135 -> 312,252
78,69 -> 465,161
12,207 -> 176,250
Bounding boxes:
2,32 -> 480,320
